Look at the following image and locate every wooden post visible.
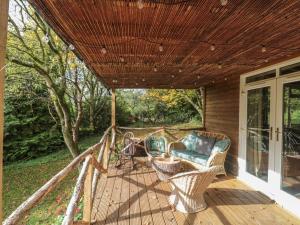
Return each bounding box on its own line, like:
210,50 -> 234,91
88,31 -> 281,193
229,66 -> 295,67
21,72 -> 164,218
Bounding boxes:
83,160 -> 93,224
0,1 -> 9,223
111,89 -> 116,128
200,87 -> 206,128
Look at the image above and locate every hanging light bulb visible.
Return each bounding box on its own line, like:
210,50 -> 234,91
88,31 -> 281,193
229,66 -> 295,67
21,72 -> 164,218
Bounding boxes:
220,0 -> 228,6
154,66 -> 158,72
68,44 -> 75,51
261,45 -> 267,53
178,68 -> 182,73
42,34 -> 49,43
264,59 -> 269,63
112,79 -> 118,84
137,0 -> 144,9
210,44 -> 216,51
197,75 -> 201,79
120,57 -> 125,62
135,82 -> 139,86
101,46 -> 107,54
171,75 -> 175,78
159,43 -> 164,52
142,78 -> 146,82
218,63 -> 222,69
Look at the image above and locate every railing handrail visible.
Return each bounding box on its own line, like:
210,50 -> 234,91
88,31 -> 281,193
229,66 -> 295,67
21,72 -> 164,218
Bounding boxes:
118,126 -> 204,131
3,126 -> 112,225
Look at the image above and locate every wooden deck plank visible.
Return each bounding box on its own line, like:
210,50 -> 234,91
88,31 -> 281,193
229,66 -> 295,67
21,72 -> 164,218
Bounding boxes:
92,174 -> 108,220
142,166 -> 167,225
94,167 -> 117,225
129,167 -> 142,225
117,165 -> 130,225
104,167 -> 123,225
91,159 -> 300,225
136,165 -> 154,225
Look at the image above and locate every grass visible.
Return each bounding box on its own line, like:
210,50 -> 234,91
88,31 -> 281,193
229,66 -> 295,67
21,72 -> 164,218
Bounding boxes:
4,135 -> 101,225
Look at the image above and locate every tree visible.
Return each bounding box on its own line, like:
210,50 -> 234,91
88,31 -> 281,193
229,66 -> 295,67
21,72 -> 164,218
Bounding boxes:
6,1 -> 97,158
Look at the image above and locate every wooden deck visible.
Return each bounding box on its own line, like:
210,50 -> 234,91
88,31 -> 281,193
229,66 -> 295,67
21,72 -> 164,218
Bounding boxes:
92,158 -> 300,225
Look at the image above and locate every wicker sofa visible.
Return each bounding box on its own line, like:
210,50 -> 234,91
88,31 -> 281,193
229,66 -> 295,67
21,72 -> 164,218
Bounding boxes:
169,131 -> 231,175
145,135 -> 168,158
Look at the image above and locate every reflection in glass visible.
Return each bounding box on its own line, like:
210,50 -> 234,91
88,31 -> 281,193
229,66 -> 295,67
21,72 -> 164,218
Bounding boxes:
282,81 -> 300,198
246,87 -> 270,181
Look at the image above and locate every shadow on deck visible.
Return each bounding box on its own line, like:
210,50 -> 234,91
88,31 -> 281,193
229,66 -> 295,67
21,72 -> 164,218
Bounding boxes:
92,157 -> 300,225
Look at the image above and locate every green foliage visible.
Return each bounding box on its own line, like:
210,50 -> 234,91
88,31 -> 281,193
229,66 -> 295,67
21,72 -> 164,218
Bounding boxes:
4,80 -> 64,162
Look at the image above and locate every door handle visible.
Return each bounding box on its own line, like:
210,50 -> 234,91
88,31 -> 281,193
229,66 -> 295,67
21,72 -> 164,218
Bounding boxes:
275,128 -> 279,141
270,127 -> 273,140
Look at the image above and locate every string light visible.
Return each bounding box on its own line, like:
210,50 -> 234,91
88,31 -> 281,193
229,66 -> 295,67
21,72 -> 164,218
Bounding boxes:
42,34 -> 49,43
101,46 -> 107,54
171,75 -> 175,78
159,43 -> 164,52
197,75 -> 201,79
220,0 -> 228,6
154,66 -> 158,72
68,44 -> 75,51
142,78 -> 146,82
137,0 -> 144,9
135,82 -> 139,86
120,57 -> 125,62
218,63 -> 222,69
178,69 -> 182,73
210,44 -> 216,51
261,45 -> 267,53
112,79 -> 118,83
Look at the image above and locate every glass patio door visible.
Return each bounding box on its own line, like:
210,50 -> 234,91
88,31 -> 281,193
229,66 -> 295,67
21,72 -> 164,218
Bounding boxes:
275,76 -> 300,212
246,82 -> 276,183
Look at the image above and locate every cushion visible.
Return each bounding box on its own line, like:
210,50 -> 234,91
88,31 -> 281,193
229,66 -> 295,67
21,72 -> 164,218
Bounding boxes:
148,150 -> 163,157
146,137 -> 166,153
182,133 -> 215,156
182,133 -> 198,152
171,149 -> 209,166
195,135 -> 216,156
211,139 -> 230,154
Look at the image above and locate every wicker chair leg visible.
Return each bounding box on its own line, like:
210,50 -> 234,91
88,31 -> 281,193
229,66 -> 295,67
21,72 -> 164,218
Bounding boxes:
169,189 -> 207,213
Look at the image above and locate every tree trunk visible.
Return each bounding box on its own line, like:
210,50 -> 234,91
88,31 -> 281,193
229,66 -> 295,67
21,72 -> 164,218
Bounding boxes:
63,126 -> 80,158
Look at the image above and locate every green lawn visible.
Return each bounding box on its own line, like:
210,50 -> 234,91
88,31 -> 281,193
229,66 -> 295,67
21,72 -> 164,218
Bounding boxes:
4,135 -> 101,225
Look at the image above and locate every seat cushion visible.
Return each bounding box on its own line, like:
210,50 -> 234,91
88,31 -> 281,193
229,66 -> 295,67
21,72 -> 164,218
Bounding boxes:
182,133 -> 215,156
195,135 -> 216,156
171,149 -> 209,166
211,139 -> 231,153
146,137 -> 166,153
148,150 -> 162,157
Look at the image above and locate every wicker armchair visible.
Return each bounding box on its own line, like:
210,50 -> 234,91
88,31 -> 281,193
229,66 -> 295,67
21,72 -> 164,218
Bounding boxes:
168,131 -> 230,176
168,166 -> 218,213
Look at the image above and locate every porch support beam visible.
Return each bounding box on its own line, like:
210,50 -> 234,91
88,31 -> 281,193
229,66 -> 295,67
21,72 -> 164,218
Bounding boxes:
0,0 -> 9,223
111,89 -> 116,128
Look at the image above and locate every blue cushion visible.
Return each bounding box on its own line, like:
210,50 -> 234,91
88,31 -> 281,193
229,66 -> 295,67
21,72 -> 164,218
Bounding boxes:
211,139 -> 230,153
148,150 -> 162,157
182,133 -> 200,152
182,133 -> 215,156
195,135 -> 216,156
146,137 -> 166,153
171,149 -> 209,166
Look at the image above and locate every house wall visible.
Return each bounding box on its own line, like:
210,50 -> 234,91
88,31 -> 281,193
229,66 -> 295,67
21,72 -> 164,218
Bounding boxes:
204,76 -> 240,175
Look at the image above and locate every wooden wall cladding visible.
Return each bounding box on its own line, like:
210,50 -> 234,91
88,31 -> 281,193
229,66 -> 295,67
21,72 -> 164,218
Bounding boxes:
205,75 -> 240,175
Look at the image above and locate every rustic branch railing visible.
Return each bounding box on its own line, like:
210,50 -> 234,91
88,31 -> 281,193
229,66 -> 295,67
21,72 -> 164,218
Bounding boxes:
118,126 -> 205,131
3,126 -> 113,225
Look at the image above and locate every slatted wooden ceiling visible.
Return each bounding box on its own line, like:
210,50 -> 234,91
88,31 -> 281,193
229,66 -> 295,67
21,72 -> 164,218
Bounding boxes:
29,0 -> 300,89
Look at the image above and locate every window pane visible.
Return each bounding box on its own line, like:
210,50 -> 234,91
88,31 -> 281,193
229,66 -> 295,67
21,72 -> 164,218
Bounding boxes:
282,81 -> 300,198
246,87 -> 270,181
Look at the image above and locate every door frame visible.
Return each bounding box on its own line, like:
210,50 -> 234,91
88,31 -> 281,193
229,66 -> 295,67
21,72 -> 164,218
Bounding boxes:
239,79 -> 277,198
238,56 -> 300,217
